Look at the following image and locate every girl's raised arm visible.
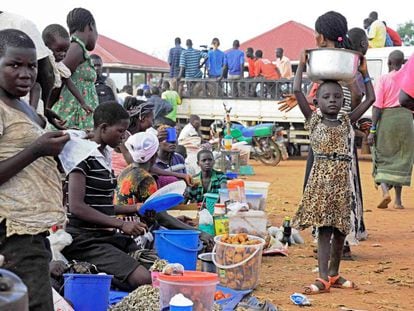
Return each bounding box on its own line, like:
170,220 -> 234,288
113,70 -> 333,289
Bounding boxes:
293,50 -> 313,120
349,56 -> 375,123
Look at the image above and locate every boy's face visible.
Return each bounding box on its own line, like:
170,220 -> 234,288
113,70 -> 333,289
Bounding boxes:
49,36 -> 70,62
191,118 -> 201,130
197,152 -> 214,172
160,141 -> 177,153
316,83 -> 344,115
101,118 -> 130,148
0,46 -> 37,98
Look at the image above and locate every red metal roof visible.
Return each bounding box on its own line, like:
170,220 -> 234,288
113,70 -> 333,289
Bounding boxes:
92,35 -> 169,72
240,21 -> 317,61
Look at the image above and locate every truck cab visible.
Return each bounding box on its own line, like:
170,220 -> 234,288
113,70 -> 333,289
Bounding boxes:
366,46 -> 414,83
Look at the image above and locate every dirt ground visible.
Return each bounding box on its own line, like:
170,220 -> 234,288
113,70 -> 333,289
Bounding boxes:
245,156 -> 414,311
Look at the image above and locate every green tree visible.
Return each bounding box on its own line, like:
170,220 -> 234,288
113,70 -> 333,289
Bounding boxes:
397,21 -> 414,46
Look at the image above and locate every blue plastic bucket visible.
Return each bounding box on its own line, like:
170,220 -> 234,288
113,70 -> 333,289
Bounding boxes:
63,274 -> 112,311
154,230 -> 202,270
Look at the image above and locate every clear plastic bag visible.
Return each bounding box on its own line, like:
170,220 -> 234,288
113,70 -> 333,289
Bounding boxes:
58,130 -> 98,174
162,263 -> 184,275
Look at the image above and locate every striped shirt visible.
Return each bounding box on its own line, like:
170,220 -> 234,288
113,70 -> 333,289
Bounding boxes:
179,48 -> 207,78
187,169 -> 227,203
340,86 -> 352,116
168,45 -> 184,78
67,148 -> 117,230
155,153 -> 186,174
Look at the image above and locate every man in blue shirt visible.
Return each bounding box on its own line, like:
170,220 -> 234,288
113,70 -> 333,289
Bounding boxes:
220,40 -> 245,96
168,37 -> 184,78
207,38 -> 224,78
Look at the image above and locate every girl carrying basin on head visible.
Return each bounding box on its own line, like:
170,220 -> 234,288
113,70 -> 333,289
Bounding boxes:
292,44 -> 375,294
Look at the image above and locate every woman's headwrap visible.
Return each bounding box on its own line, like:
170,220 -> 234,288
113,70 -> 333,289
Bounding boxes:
127,101 -> 154,120
125,131 -> 159,163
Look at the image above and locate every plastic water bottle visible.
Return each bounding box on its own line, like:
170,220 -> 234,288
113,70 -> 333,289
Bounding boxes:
224,134 -> 233,151
281,216 -> 292,246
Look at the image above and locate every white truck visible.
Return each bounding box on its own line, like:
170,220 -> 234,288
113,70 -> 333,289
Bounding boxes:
176,79 -> 311,151
176,46 -> 414,148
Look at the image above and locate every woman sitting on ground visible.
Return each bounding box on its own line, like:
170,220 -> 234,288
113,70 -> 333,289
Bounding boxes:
113,96 -> 193,186
63,102 -> 151,290
114,131 -> 214,251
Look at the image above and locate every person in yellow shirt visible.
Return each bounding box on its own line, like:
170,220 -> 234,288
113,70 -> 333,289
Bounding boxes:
364,13 -> 386,48
161,80 -> 181,126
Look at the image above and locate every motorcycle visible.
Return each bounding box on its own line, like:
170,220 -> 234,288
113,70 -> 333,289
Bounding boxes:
210,120 -> 288,166
211,102 -> 287,166
230,123 -> 288,166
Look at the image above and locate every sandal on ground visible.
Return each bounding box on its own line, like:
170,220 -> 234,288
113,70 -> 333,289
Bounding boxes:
377,195 -> 391,209
393,204 -> 404,209
328,275 -> 358,289
303,278 -> 330,295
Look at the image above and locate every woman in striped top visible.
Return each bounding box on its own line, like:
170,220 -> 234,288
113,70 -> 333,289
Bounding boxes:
63,102 -> 152,290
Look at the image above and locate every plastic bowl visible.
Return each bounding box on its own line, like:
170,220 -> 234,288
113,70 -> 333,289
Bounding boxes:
244,181 -> 270,199
218,189 -> 263,210
306,48 -> 361,83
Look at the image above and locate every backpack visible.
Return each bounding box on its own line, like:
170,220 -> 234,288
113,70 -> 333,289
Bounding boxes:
95,75 -> 116,104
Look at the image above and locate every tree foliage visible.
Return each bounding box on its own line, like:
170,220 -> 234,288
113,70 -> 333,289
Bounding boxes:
397,21 -> 414,46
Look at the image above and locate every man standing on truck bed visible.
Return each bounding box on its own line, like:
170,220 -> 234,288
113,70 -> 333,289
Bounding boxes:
275,48 -> 293,79
220,40 -> 244,97
254,50 -> 281,98
207,38 -> 225,78
168,37 -> 184,78
364,11 -> 386,48
178,39 -> 207,79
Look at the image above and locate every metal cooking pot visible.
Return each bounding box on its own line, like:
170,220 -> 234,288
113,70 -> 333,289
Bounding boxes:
306,48 -> 362,83
198,253 -> 217,273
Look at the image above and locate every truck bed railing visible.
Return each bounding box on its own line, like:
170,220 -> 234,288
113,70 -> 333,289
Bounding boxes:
177,78 -> 312,100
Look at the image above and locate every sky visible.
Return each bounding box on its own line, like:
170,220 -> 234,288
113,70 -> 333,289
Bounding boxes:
3,0 -> 412,61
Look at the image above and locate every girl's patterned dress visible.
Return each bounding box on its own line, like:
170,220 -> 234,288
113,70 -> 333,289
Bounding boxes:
294,112 -> 354,235
52,35 -> 98,130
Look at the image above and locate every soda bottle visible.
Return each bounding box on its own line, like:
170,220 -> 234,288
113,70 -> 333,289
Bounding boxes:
281,216 -> 292,246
